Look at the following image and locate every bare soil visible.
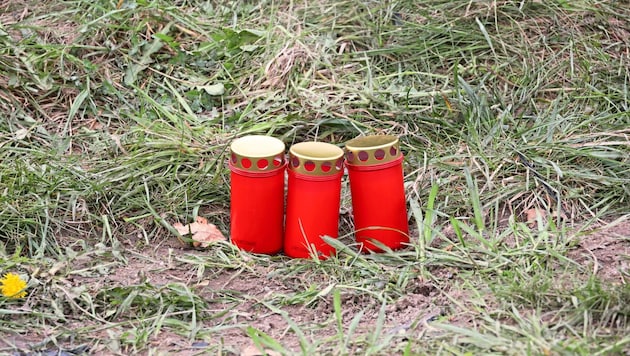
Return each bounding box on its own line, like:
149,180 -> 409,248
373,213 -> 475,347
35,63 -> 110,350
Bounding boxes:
568,220 -> 630,285
2,219 -> 628,355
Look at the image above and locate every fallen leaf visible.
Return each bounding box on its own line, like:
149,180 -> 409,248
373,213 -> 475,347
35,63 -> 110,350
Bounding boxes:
14,128 -> 29,140
173,216 -> 225,248
198,83 -> 225,96
87,119 -> 104,130
550,209 -> 568,222
240,344 -> 282,356
525,208 -> 547,228
195,280 -> 210,287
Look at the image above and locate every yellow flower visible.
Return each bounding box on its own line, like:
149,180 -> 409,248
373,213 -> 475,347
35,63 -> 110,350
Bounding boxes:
0,272 -> 27,299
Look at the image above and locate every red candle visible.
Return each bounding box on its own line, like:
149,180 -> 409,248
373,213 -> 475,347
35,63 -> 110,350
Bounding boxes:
284,142 -> 344,259
228,135 -> 285,254
345,135 -> 409,252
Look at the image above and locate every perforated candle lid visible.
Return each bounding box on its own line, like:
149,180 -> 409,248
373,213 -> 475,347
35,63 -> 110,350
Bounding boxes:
229,135 -> 285,172
345,135 -> 402,166
289,142 -> 344,176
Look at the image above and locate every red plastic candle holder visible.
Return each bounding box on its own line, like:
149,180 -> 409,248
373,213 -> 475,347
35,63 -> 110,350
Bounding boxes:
345,135 -> 409,252
228,135 -> 286,254
284,142 -> 344,259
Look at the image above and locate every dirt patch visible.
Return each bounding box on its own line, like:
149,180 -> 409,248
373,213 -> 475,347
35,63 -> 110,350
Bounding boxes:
3,219 -> 629,355
568,219 -> 630,284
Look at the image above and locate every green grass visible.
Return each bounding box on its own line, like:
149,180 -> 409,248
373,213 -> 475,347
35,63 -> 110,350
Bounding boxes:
1,0 -> 629,354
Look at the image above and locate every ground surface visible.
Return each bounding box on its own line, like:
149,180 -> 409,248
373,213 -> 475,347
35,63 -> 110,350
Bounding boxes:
2,218 -> 628,355
1,0 -> 629,355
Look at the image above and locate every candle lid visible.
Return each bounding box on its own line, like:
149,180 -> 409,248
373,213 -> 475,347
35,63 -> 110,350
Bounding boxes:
344,135 -> 402,166
229,135 -> 285,172
289,142 -> 344,176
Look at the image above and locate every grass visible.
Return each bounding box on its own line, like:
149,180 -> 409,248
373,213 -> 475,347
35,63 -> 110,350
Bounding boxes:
1,0 -> 629,354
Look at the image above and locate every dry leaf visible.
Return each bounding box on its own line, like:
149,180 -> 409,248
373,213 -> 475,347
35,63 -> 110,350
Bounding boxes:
240,344 -> 282,356
195,280 -> 210,287
173,216 -> 225,248
551,209 -> 568,222
525,208 -> 547,228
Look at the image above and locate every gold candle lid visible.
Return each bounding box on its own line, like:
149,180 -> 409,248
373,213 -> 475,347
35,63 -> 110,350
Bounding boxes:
345,135 -> 402,166
230,135 -> 285,172
289,142 -> 344,176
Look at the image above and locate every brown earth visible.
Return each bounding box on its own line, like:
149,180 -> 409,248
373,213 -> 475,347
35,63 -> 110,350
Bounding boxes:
1,218 -> 628,355
568,219 -> 630,285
